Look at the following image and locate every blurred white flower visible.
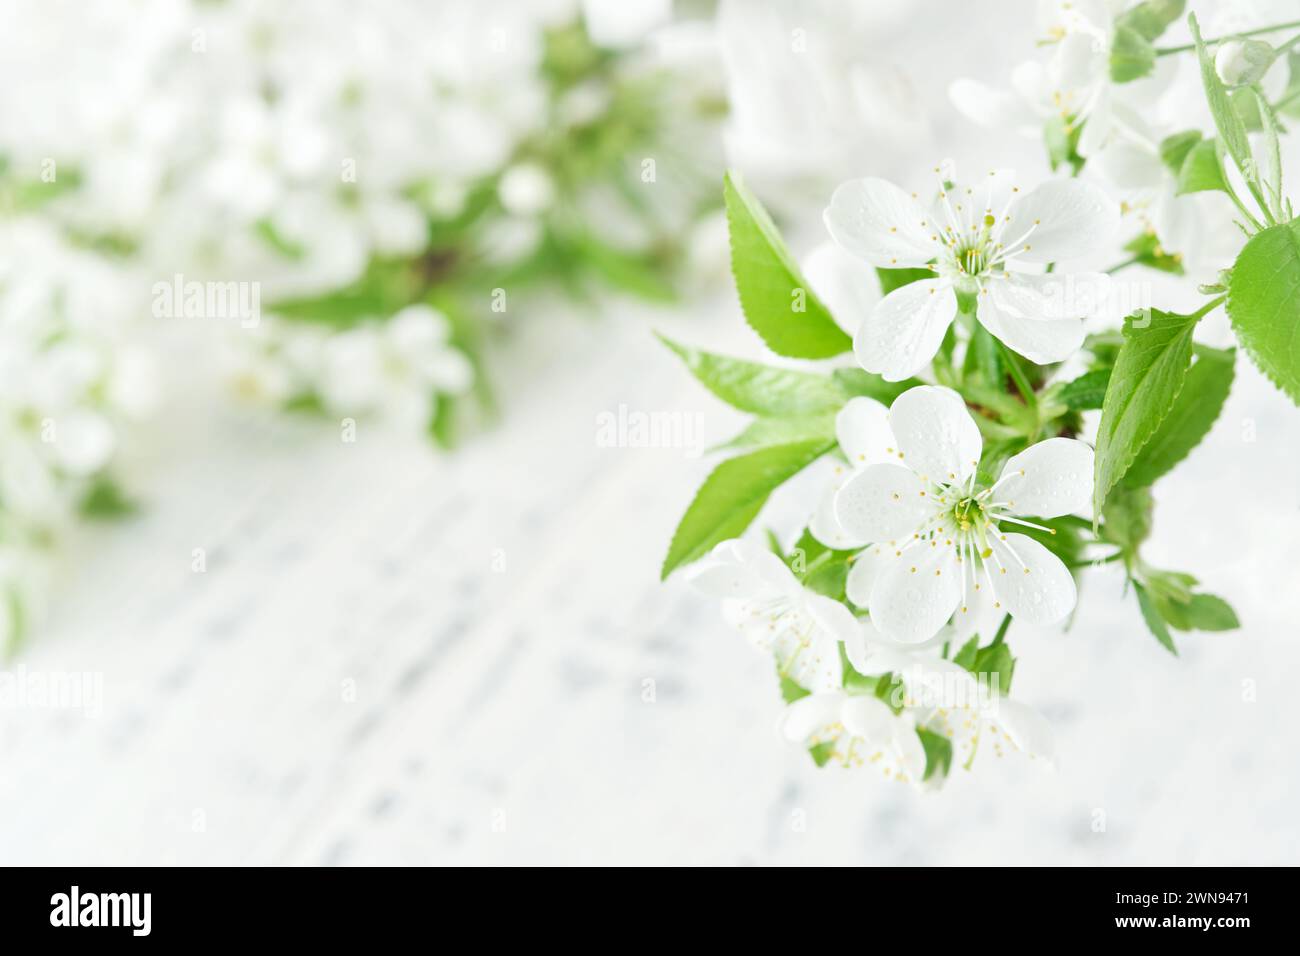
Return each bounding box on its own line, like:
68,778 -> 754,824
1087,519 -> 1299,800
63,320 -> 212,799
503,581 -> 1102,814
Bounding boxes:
850,645 -> 1057,770
781,690 -> 927,782
717,0 -> 927,210
689,538 -> 860,693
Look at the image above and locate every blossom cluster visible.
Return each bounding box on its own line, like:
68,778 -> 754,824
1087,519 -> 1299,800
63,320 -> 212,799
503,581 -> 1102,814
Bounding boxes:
663,0 -> 1299,786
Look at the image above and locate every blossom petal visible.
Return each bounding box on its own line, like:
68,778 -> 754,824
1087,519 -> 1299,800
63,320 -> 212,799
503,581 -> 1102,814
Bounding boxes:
1003,178 -> 1119,264
948,79 -> 1038,134
887,385 -> 982,484
845,545 -> 892,607
990,697 -> 1057,767
834,463 -> 933,543
806,594 -> 863,647
868,543 -> 961,644
996,438 -> 1094,518
836,396 -> 895,466
824,177 -> 939,268
840,694 -> 897,740
781,692 -> 845,744
801,241 -> 878,336
977,282 -> 1086,364
998,272 -> 1111,320
855,279 -> 956,381
809,479 -> 868,550
987,533 -> 1077,625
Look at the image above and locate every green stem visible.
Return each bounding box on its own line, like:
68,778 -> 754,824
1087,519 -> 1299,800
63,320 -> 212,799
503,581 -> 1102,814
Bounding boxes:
990,614 -> 1012,647
1104,255 -> 1141,275
997,341 -> 1038,410
1156,19 -> 1300,56
1194,294 -> 1227,321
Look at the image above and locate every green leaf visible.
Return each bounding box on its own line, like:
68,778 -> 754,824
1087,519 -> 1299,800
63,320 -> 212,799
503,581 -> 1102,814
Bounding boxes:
917,728 -> 953,782
831,368 -> 921,405
1122,346 -> 1234,487
1110,25 -> 1157,82
1134,580 -> 1178,655
575,234 -> 677,303
1227,219 -> 1300,403
1109,0 -> 1185,83
951,636 -> 980,672
1175,137 -> 1230,196
1159,130 -> 1203,174
79,477 -> 138,520
1094,307 -> 1204,513
723,172 -> 853,359
712,414 -> 837,452
1102,485 -> 1153,555
1119,0 -> 1185,40
1057,368 -> 1111,410
658,335 -> 846,417
972,643 -> 1016,695
1189,14 -> 1263,208
661,439 -> 834,579
1045,115 -> 1085,174
780,668 -> 812,704
1157,592 -> 1240,632
428,393 -> 457,450
808,741 -> 836,767
876,267 -> 934,296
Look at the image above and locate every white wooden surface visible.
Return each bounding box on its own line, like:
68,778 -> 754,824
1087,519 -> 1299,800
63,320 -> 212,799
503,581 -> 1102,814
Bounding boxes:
2,289 -> 1298,865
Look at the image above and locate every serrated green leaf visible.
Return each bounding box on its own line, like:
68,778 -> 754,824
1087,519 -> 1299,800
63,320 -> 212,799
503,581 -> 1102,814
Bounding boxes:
917,728 -> 953,782
1227,219 -> 1300,404
658,335 -> 846,417
1134,580 -> 1178,655
1121,346 -> 1233,487
661,439 -> 834,579
1094,307 -> 1203,513
1057,368 -> 1112,410
723,172 -> 853,359
1190,14 -> 1263,208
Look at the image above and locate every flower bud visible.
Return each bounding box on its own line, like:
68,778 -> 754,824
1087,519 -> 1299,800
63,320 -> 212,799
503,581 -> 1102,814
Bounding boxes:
1215,39 -> 1275,87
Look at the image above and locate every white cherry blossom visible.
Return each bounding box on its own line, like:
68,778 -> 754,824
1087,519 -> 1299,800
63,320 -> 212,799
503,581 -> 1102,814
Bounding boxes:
849,644 -> 1057,769
824,163 -> 1117,380
780,690 -> 927,783
832,386 -> 1093,644
689,538 -> 860,693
